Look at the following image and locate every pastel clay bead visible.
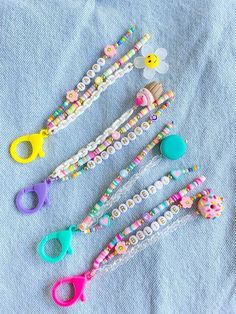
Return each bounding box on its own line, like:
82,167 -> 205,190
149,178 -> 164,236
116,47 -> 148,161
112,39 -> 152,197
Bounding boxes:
197,194 -> 224,219
160,135 -> 187,160
104,45 -> 117,58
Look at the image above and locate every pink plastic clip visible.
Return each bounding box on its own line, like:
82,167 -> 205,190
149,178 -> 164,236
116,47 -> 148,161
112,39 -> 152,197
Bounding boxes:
52,273 -> 91,307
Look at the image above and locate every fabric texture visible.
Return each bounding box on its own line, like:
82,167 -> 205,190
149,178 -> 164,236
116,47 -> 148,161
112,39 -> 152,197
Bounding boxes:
0,0 -> 235,313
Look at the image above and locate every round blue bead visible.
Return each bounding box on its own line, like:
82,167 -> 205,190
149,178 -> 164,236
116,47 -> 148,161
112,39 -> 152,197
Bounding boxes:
120,169 -> 129,178
160,135 -> 187,160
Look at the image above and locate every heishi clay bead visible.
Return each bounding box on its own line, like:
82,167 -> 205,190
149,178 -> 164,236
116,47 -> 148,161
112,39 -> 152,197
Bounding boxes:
197,194 -> 224,219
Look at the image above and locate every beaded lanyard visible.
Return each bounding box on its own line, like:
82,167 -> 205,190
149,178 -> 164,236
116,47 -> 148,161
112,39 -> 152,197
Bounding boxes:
10,26 -> 151,164
39,165 -> 198,263
15,87 -> 174,214
50,179 -> 224,307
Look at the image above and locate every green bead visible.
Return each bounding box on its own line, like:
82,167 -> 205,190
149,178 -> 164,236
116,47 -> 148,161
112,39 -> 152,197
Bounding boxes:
160,135 -> 186,160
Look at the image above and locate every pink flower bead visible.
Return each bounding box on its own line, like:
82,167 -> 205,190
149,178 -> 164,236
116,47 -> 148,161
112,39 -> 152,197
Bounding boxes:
66,90 -> 78,102
180,196 -> 193,209
104,45 -> 117,58
115,241 -> 127,255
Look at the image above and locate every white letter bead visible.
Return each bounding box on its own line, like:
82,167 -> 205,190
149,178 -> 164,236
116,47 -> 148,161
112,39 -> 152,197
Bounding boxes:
94,156 -> 102,164
148,185 -> 157,194
121,137 -> 129,146
164,210 -> 173,220
141,121 -> 150,130
82,76 -> 91,85
87,69 -> 95,78
170,205 -> 180,215
112,208 -> 120,218
161,176 -> 170,185
107,146 -> 115,155
133,194 -> 142,203
140,189 -> 149,199
154,180 -> 163,190
129,235 -> 138,245
119,204 -> 128,213
101,151 -> 109,160
114,141 -> 122,150
77,82 -> 86,91
134,126 -> 143,136
87,161 -> 96,169
97,58 -> 105,66
158,216 -> 167,225
128,132 -> 136,141
92,63 -> 101,72
151,221 -> 160,232
136,230 -> 145,240
143,226 -> 153,236
126,199 -> 135,208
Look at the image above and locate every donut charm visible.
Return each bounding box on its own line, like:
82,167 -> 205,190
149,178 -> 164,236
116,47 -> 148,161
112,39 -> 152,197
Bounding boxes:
197,194 -> 224,219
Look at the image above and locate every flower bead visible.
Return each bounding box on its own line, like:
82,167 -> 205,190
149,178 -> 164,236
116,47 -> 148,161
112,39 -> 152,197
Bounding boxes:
104,45 -> 117,58
180,196 -> 193,208
66,90 -> 78,102
134,45 -> 169,79
115,241 -> 127,255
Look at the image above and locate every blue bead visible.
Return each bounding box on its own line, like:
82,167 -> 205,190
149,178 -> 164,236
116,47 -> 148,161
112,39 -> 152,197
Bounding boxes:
120,169 -> 129,178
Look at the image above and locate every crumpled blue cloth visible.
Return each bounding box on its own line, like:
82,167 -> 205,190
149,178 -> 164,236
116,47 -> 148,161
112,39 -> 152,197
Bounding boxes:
0,0 -> 235,313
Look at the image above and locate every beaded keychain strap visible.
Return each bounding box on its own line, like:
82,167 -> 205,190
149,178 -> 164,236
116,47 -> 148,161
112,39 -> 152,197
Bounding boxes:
15,88 -> 174,214
38,165 -> 198,263
10,27 -> 151,164
50,179 -> 224,307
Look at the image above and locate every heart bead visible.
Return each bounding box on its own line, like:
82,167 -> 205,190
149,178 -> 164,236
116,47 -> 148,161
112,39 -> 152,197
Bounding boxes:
98,214 -> 111,227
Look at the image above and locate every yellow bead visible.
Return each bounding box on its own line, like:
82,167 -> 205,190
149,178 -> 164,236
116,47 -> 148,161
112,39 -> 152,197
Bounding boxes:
95,76 -> 103,86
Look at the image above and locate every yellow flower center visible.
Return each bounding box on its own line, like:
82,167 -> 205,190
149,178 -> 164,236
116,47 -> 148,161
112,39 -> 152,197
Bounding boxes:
144,54 -> 160,69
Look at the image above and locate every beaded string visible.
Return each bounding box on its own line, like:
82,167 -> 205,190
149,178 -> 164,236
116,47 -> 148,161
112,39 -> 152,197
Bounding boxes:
78,122 -> 174,232
89,177 -> 207,275
85,166 -> 199,234
46,26 -> 136,128
47,33 -> 151,134
49,92 -> 174,182
96,189 -> 212,276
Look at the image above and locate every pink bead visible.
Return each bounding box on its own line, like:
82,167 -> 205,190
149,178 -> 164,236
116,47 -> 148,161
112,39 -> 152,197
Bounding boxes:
112,131 -> 121,140
88,152 -> 95,159
104,45 -> 117,58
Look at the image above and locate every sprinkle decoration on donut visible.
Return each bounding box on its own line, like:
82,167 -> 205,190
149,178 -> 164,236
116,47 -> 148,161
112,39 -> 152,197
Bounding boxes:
197,194 -> 224,219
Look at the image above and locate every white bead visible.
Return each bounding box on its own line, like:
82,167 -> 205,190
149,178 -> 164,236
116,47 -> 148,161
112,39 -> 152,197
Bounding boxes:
164,210 -> 173,220
134,126 -> 143,136
158,216 -> 167,225
154,180 -> 163,190
143,226 -> 153,236
77,82 -> 85,91
151,221 -> 160,232
113,141 -> 122,150
126,199 -> 135,208
133,194 -> 142,204
148,185 -> 157,194
87,69 -> 95,78
161,176 -> 170,185
140,189 -> 149,199
80,148 -> 88,157
97,57 -> 105,66
170,205 -> 180,215
129,235 -> 138,245
112,208 -> 120,218
136,230 -> 145,241
82,76 -> 91,85
87,141 -> 97,151
121,137 -> 129,146
92,63 -> 101,72
107,146 -> 115,155
119,204 -> 128,213
141,121 -> 150,130
101,151 -> 109,160
94,156 -> 102,164
87,160 -> 96,169
128,132 -> 136,141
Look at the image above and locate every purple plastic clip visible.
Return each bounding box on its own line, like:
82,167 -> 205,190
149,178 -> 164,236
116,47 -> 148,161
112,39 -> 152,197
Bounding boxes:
15,179 -> 52,214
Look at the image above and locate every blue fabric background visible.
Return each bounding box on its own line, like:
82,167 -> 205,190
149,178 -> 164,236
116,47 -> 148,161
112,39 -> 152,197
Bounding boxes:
0,0 -> 235,313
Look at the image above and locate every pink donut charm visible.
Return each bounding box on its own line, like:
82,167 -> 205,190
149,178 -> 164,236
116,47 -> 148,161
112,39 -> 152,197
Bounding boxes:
135,88 -> 154,107
198,194 -> 224,219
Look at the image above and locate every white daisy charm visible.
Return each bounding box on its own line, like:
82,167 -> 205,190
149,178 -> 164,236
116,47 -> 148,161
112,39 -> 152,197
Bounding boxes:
134,45 -> 169,79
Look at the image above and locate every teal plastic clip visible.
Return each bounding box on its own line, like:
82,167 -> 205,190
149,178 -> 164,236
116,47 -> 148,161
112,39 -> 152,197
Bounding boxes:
38,225 -> 77,263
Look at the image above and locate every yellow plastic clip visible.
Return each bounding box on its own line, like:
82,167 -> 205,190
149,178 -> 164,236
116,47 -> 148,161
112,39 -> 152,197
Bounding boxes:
10,129 -> 49,164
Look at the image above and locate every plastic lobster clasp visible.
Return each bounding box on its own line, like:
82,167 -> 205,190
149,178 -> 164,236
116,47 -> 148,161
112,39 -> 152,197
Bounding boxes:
52,272 -> 92,307
15,179 -> 52,214
38,225 -> 77,263
10,129 -> 48,164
